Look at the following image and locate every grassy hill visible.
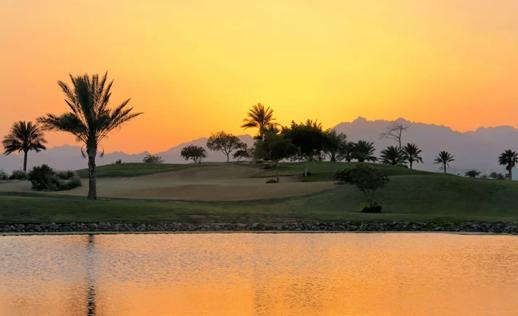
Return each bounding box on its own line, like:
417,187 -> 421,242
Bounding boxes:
1,162 -> 518,226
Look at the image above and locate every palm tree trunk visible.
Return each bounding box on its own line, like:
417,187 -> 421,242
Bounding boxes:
87,145 -> 97,200
409,161 -> 413,170
23,150 -> 28,172
443,164 -> 447,173
509,167 -> 513,180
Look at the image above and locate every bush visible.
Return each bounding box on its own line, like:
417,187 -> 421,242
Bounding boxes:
143,154 -> 163,164
336,164 -> 389,212
361,204 -> 383,213
115,159 -> 123,164
0,170 -> 7,180
9,170 -> 27,180
28,165 -> 81,191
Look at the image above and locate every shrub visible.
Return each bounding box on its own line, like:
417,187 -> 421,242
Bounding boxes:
0,170 -> 7,180
9,170 -> 27,180
465,170 -> 481,178
336,164 -> 389,212
115,159 -> 123,164
143,154 -> 163,164
28,165 -> 81,191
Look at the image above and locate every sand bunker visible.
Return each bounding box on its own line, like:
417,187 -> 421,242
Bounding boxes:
0,164 -> 334,201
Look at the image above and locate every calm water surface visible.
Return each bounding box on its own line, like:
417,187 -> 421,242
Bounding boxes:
1,233 -> 517,315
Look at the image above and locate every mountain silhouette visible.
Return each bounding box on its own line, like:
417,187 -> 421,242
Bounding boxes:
0,118 -> 515,178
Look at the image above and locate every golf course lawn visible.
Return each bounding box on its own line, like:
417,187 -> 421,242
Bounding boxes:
1,162 -> 518,225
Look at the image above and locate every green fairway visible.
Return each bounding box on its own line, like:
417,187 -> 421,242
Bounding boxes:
2,166 -> 518,224
252,161 -> 431,181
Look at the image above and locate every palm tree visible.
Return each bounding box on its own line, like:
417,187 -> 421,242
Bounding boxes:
241,103 -> 276,140
434,151 -> 454,173
498,149 -> 518,180
402,143 -> 423,169
352,140 -> 377,162
2,121 -> 47,172
39,73 -> 142,200
380,145 -> 404,165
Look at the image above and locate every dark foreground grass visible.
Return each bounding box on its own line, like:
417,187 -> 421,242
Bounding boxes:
2,174 -> 518,225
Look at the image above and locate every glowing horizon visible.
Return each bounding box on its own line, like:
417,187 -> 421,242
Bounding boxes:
2,0 -> 518,153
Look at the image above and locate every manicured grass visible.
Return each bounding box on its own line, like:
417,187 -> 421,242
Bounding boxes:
253,161 -> 431,181
2,173 -> 518,224
77,163 -> 190,178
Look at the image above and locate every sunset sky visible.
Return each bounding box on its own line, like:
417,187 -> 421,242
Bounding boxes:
2,0 -> 518,153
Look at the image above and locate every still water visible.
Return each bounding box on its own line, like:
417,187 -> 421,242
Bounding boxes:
0,233 -> 517,316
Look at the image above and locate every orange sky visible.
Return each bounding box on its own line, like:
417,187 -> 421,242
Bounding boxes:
2,0 -> 518,153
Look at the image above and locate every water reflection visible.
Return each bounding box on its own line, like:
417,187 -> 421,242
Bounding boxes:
0,233 -> 518,315
86,234 -> 96,316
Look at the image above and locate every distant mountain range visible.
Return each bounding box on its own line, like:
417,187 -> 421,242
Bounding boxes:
1,117 -> 517,178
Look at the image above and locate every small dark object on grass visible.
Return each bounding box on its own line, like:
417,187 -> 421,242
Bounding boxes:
362,205 -> 383,213
266,178 -> 278,184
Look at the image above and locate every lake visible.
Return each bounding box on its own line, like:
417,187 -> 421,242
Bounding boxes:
0,233 -> 517,315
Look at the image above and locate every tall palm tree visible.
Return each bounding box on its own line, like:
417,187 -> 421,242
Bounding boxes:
434,151 -> 454,173
402,143 -> 423,169
241,103 -> 276,140
2,121 -> 47,172
380,145 -> 404,165
498,149 -> 518,180
39,73 -> 141,200
352,140 -> 377,162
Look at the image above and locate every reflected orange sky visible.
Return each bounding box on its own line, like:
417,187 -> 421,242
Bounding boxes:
2,0 -> 518,153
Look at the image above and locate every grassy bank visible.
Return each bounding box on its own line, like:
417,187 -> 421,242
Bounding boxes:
1,172 -> 518,225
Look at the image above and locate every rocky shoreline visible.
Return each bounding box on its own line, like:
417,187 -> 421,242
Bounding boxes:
1,221 -> 518,234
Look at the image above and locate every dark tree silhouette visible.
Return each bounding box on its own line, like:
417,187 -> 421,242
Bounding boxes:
434,151 -> 455,173
324,130 -> 347,162
282,120 -> 327,161
181,145 -> 206,164
380,145 -> 404,165
337,141 -> 355,162
142,154 -> 163,164
254,130 -> 296,182
241,103 -> 276,140
465,170 -> 481,178
39,73 -> 142,200
335,164 -> 389,213
233,143 -> 253,161
380,122 -> 410,148
402,143 -> 423,169
206,131 -> 243,162
352,140 -> 377,162
2,121 -> 47,172
498,149 -> 518,180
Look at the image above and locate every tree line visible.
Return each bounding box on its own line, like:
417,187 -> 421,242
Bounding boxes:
2,73 -> 518,200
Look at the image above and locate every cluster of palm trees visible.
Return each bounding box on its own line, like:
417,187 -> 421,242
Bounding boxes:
2,73 -> 141,199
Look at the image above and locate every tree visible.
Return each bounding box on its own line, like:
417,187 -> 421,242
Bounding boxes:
206,131 -> 243,162
434,151 -> 454,173
337,141 -> 355,162
352,140 -> 377,162
143,154 -> 163,164
465,170 -> 481,178
402,143 -> 423,169
381,122 -> 410,148
233,143 -> 253,161
39,73 -> 142,200
489,172 -> 505,180
498,149 -> 518,180
282,120 -> 327,161
324,130 -> 347,162
335,164 -> 389,213
181,145 -> 206,164
254,131 -> 296,182
241,103 -> 276,140
380,145 -> 404,165
2,121 -> 47,172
